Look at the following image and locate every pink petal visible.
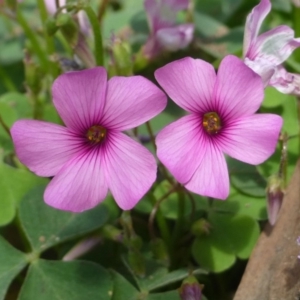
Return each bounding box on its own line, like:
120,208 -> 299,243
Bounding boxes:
145,0 -> 179,32
102,132 -> 157,210
166,0 -> 189,10
243,0 -> 271,55
52,67 -> 107,132
44,149 -> 108,212
11,120 -> 82,177
270,66 -> 300,95
156,24 -> 194,51
244,57 -> 275,87
185,142 -> 229,200
156,114 -> 207,184
143,36 -> 162,59
101,76 -> 167,131
213,55 -> 264,120
217,114 -> 283,165
248,25 -> 300,64
155,57 -> 216,113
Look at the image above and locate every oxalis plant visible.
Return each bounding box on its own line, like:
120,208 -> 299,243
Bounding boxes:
0,0 -> 300,299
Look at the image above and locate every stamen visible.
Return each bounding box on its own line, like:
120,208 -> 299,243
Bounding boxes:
202,112 -> 221,135
86,125 -> 107,144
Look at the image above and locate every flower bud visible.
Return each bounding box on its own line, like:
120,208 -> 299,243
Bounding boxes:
108,36 -> 133,76
127,249 -> 145,278
45,17 -> 59,36
24,50 -> 42,95
179,275 -> 203,300
100,224 -> 123,243
191,219 -> 211,237
56,13 -> 79,48
150,238 -> 170,267
266,174 -> 284,226
5,0 -> 17,11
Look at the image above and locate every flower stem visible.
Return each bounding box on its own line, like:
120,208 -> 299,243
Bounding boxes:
0,64 -> 17,92
171,190 -> 185,247
293,5 -> 300,61
148,189 -> 175,249
98,0 -> 110,23
37,0 -> 59,78
16,7 -> 48,72
0,114 -> 11,138
83,6 -> 104,66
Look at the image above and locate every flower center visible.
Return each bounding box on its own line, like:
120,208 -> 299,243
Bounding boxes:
86,125 -> 107,144
202,112 -> 221,135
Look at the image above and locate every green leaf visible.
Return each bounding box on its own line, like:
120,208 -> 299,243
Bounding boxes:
228,157 -> 267,197
0,92 -> 32,118
262,87 -> 289,108
147,291 -> 181,300
103,0 -> 143,39
19,186 -> 109,253
111,270 -> 140,300
0,236 -> 27,300
145,268 -> 207,292
0,163 -> 47,226
192,214 -> 259,272
18,260 -> 112,300
213,186 -> 267,220
0,102 -> 17,153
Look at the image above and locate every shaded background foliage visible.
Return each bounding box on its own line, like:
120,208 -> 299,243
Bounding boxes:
0,0 -> 299,299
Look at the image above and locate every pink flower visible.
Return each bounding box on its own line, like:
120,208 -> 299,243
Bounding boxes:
155,55 -> 282,199
11,68 -> 167,212
144,0 -> 194,58
243,0 -> 300,95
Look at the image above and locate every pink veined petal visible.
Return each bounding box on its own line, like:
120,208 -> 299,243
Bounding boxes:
155,57 -> 216,114
156,114 -> 207,184
217,114 -> 283,165
185,142 -> 229,200
156,23 -> 194,51
244,57 -> 275,87
248,25 -> 300,64
102,131 -> 157,210
44,149 -> 108,212
11,120 -> 83,177
144,0 -> 177,32
213,55 -> 264,121
269,66 -> 300,95
243,0 -> 271,56
101,76 -> 167,131
52,67 -> 107,132
143,35 -> 162,59
166,0 -> 189,10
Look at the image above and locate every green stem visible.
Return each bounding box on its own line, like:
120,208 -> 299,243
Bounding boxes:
83,6 -> 104,66
0,64 -> 17,92
297,97 -> 300,157
148,191 -> 172,249
37,0 -> 59,78
98,0 -> 110,23
0,114 -> 11,138
16,8 -> 48,71
171,190 -> 185,247
293,5 -> 300,61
